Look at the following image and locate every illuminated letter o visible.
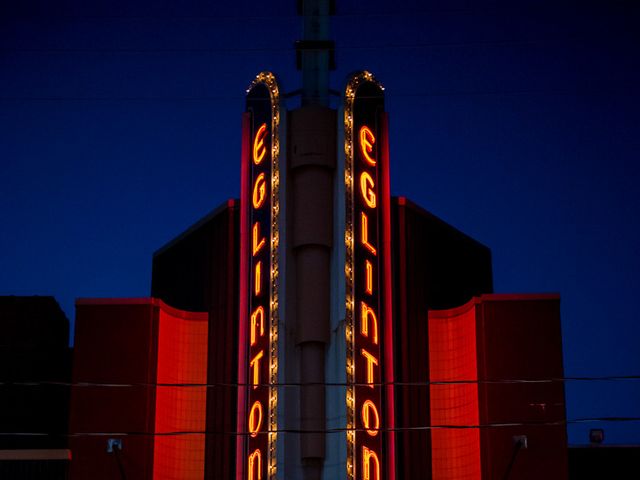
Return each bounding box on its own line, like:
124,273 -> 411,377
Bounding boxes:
248,401 -> 263,438
361,399 -> 380,436
252,173 -> 267,209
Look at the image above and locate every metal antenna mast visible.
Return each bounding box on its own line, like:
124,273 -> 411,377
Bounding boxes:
296,0 -> 335,106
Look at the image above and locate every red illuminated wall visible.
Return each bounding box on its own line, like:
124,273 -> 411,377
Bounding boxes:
153,303 -> 208,480
428,294 -> 568,480
70,299 -> 207,480
429,302 -> 481,480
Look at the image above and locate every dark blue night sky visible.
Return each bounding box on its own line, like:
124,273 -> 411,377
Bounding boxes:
1,0 -> 638,445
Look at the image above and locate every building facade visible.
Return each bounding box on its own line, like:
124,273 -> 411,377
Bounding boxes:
67,71 -> 568,480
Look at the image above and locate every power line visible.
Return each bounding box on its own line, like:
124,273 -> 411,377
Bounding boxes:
0,34 -> 631,54
0,87 -> 635,102
1,2 -> 631,21
2,375 -> 640,388
3,417 -> 640,438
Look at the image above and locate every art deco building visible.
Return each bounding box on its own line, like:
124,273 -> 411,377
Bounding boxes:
68,3 -> 568,479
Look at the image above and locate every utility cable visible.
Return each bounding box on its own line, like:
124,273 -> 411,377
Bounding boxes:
2,374 -> 640,388
3,416 -> 640,438
1,2 -> 632,21
502,436 -> 525,480
0,87 -> 637,102
113,447 -> 128,480
0,33 -> 634,54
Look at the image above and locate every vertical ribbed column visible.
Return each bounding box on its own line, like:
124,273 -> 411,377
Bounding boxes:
289,105 -> 336,480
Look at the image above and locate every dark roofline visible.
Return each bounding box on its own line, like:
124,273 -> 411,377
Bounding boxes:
153,199 -> 238,257
393,196 -> 492,253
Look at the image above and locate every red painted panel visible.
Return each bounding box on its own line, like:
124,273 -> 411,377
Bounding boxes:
429,302 -> 481,480
476,295 -> 568,480
236,112 -> 251,480
380,112 -> 396,480
70,300 -> 158,480
153,304 -> 208,480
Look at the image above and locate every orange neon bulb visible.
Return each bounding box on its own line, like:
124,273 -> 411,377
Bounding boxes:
359,126 -> 376,166
359,171 -> 377,209
361,349 -> 379,388
252,222 -> 266,256
360,212 -> 377,256
248,449 -> 262,480
360,302 -> 379,345
362,446 -> 381,480
361,399 -> 380,437
252,173 -> 267,209
253,123 -> 268,165
250,306 -> 265,346
254,261 -> 262,296
365,260 -> 374,295
248,401 -> 263,438
249,350 -> 264,390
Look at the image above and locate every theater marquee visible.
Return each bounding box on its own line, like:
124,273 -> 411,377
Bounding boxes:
344,72 -> 396,480
237,72 -> 281,480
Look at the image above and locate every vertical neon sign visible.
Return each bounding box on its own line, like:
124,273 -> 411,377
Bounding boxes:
344,72 -> 395,480
239,72 -> 280,480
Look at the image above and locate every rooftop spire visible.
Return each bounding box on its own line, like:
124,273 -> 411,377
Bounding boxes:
296,0 -> 335,106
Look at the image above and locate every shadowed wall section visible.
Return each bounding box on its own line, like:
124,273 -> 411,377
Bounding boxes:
391,196 -> 493,479
70,299 -> 207,480
429,295 -> 568,480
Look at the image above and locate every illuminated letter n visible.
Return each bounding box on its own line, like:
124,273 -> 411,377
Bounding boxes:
248,449 -> 262,480
362,446 -> 381,480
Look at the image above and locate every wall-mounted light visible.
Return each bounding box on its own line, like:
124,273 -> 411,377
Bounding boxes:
589,429 -> 605,445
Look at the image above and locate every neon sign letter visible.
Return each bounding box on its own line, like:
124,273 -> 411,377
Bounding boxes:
250,306 -> 265,346
253,222 -> 266,256
361,399 -> 380,436
362,446 -> 381,480
248,449 -> 262,480
360,171 -> 377,208
248,401 -> 264,438
360,301 -> 379,345
252,173 -> 267,209
253,123 -> 267,165
359,126 -> 376,166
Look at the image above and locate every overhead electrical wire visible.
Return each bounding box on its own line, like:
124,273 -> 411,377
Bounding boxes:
0,33 -> 632,54
0,88 -> 635,102
2,374 -> 640,388
4,416 -> 640,438
1,2 -> 630,21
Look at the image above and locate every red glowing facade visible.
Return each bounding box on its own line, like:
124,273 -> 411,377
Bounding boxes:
154,304 -> 208,480
429,300 -> 482,480
69,299 -> 207,480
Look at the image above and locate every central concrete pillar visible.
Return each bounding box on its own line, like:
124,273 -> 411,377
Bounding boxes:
288,105 -> 336,480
